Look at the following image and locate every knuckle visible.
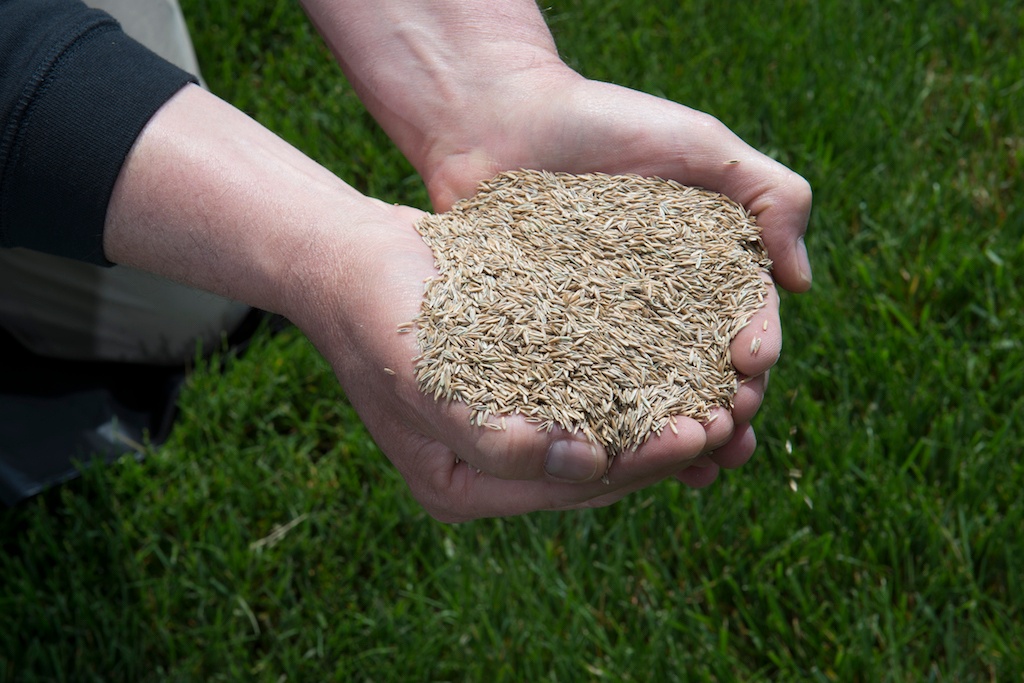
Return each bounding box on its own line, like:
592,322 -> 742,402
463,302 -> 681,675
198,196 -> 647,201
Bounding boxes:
470,421 -> 547,480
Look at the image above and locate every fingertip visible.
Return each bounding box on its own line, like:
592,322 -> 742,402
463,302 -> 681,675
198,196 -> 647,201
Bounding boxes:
614,415 -> 709,481
675,461 -> 721,488
544,437 -> 607,483
703,407 -> 734,451
793,236 -> 813,290
772,236 -> 812,293
455,413 -> 592,481
732,373 -> 766,426
708,424 -> 757,469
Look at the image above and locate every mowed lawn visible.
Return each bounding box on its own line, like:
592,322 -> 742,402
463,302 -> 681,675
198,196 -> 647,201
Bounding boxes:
2,1 -> 1022,681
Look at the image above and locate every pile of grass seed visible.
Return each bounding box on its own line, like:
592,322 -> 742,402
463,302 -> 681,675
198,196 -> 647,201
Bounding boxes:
409,169 -> 772,454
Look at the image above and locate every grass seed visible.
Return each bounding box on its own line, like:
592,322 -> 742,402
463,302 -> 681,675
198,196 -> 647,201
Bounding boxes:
409,169 -> 771,455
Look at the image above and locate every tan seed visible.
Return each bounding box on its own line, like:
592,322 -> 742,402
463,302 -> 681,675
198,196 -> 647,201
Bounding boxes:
407,170 -> 771,455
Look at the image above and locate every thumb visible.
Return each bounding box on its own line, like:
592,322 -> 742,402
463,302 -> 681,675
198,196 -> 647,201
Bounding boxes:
430,402 -> 609,483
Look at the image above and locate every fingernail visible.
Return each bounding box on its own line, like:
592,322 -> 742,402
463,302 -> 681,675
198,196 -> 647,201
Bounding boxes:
797,237 -> 813,287
545,439 -> 602,482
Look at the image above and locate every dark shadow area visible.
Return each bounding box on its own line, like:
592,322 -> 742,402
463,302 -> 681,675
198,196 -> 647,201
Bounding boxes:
0,310 -> 289,506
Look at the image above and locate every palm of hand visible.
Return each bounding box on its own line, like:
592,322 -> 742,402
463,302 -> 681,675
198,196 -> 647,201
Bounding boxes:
310,199 -> 755,521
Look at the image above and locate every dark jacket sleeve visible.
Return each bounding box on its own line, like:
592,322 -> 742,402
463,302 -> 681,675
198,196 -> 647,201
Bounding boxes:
0,0 -> 198,265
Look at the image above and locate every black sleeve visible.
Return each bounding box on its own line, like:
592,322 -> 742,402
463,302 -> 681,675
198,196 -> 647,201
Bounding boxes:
0,0 -> 199,265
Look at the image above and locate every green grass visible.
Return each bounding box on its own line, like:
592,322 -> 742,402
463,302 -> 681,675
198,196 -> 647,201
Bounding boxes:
3,0 -> 1023,680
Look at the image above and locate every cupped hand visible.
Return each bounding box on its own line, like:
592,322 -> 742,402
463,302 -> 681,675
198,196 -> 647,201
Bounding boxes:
414,70 -> 812,486
294,201 -> 752,521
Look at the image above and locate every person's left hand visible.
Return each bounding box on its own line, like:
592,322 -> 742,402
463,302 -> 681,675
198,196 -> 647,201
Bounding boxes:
410,69 -> 810,487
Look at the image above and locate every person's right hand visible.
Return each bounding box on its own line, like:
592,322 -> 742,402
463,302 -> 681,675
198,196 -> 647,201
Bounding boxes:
292,198 -> 751,521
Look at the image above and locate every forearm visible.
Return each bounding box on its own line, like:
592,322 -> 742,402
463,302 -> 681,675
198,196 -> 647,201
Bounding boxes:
299,0 -> 567,171
298,0 -> 812,291
103,84 -> 387,317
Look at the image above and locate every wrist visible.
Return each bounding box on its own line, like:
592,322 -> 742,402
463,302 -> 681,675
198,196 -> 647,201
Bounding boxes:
103,84 -> 387,317
301,0 -> 570,173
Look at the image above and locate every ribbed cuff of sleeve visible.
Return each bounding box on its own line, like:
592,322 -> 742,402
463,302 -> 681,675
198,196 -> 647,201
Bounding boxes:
0,15 -> 198,266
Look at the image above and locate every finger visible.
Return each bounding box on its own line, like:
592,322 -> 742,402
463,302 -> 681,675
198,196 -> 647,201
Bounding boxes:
415,413 -> 711,520
423,399 -> 610,483
731,372 -> 766,427
729,272 -> 781,377
674,460 -> 722,488
702,406 -> 734,452
708,423 -> 757,470
553,416 -> 714,508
